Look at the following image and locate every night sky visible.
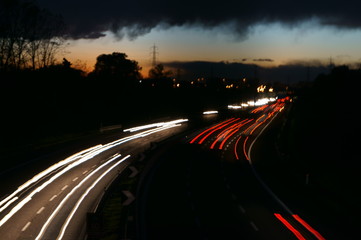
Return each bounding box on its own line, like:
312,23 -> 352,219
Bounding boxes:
36,0 -> 361,80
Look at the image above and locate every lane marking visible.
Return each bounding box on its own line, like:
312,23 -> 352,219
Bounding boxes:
0,144 -> 102,212
91,165 -> 97,168
22,222 -> 31,232
82,170 -> 88,175
247,111 -> 294,215
36,207 -> 45,214
250,221 -> 259,231
1,122 -> 184,229
49,195 -> 57,202
61,185 -> 68,191
56,155 -> 131,240
238,205 -> 246,213
72,177 -> 78,182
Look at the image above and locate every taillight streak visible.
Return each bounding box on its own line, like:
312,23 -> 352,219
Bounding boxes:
274,213 -> 306,240
210,119 -> 246,149
292,214 -> 326,240
234,135 -> 242,160
189,118 -> 235,144
197,118 -> 240,144
251,105 -> 268,114
217,119 -> 253,150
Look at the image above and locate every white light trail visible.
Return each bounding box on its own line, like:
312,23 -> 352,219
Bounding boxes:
228,98 -> 277,110
57,155 -> 131,240
228,105 -> 242,109
0,119 -> 187,228
123,119 -> 188,132
0,145 -> 103,211
0,145 -> 111,227
0,196 -> 32,227
203,111 -> 218,115
249,97 -> 277,107
0,197 -> 18,213
35,154 -> 130,240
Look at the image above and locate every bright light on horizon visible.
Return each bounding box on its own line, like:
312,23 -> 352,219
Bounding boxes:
203,110 -> 218,115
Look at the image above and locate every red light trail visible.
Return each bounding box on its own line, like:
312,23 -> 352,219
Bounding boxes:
292,214 -> 326,240
274,213 -> 306,240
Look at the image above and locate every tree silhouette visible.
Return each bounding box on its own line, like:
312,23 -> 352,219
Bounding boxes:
92,52 -> 142,87
62,58 -> 71,68
148,64 -> 172,79
0,0 -> 64,70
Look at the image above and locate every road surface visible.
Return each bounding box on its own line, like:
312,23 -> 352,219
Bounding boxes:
0,101 -> 327,240
139,102 -> 326,240
0,120 -> 188,240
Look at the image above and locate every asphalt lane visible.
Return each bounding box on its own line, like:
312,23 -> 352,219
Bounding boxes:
140,103 -> 326,240
140,142 -> 294,240
0,103 -> 328,240
0,121 -> 187,240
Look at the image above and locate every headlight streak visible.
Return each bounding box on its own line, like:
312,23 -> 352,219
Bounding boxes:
35,154 -> 129,240
228,98 -> 277,110
0,145 -> 103,211
0,197 -> 18,213
228,105 -> 242,109
242,113 -> 276,161
0,196 -> 32,228
203,110 -> 218,115
57,155 -> 131,240
247,112 -> 280,162
0,119 -> 187,229
0,145 -> 113,227
123,119 -> 188,132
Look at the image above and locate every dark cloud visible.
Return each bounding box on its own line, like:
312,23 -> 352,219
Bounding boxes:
36,0 -> 361,40
253,58 -> 274,62
164,60 -> 330,83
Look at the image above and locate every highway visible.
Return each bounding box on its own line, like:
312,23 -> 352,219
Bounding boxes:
139,101 -> 326,240
0,119 -> 188,240
0,99 -> 327,240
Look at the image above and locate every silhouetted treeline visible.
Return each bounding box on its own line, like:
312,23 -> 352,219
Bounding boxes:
0,0 -> 64,70
0,53 -> 260,152
1,61 -> 88,147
